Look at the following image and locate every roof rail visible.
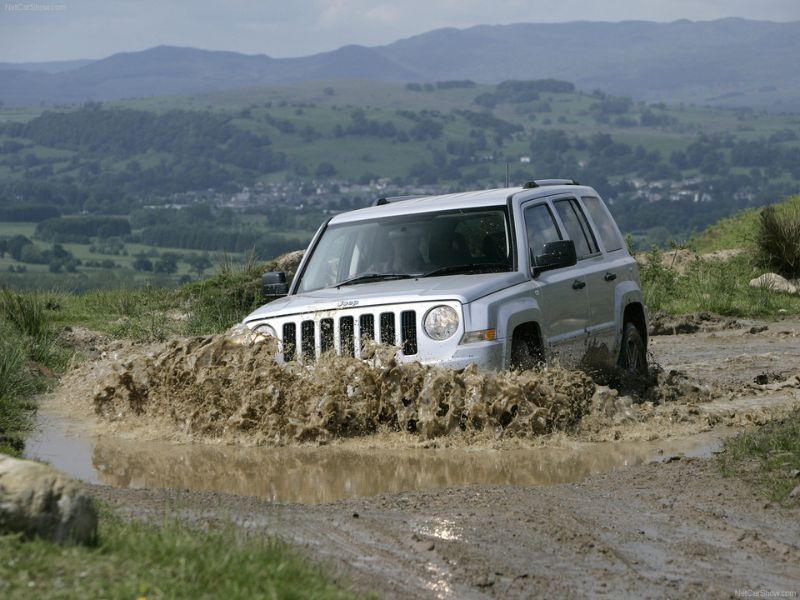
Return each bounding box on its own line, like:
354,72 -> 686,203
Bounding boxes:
522,179 -> 580,189
373,194 -> 428,206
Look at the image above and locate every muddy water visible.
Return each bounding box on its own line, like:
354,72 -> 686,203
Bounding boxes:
25,406 -> 732,504
28,319 -> 800,504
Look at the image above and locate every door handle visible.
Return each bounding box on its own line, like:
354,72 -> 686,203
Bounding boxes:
604,272 -> 617,282
572,279 -> 586,290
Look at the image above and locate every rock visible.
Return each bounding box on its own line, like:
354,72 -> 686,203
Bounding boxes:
789,484 -> 800,500
0,454 -> 97,545
749,273 -> 798,295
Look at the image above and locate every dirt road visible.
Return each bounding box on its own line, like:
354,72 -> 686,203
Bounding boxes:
33,316 -> 800,598
89,458 -> 799,599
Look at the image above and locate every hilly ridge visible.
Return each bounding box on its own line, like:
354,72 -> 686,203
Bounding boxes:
1,18 -> 799,109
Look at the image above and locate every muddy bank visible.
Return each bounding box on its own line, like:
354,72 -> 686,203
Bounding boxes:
89,457 -> 800,600
90,333 -> 595,445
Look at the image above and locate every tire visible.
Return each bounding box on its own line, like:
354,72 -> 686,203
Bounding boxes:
510,333 -> 542,371
617,322 -> 649,391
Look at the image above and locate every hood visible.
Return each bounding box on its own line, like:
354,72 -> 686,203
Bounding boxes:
243,271 -> 525,323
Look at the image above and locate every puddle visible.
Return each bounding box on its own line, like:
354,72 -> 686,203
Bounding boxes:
25,406 -> 734,505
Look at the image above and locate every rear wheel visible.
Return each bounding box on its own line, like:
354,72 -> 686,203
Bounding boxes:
617,322 -> 648,391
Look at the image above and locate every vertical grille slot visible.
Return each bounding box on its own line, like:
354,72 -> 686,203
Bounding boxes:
340,316 -> 355,357
320,318 -> 334,354
400,310 -> 417,355
301,320 -> 315,360
282,323 -> 296,362
359,314 -> 375,345
380,312 -> 395,345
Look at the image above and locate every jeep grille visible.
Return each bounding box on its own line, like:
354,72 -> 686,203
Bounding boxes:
280,309 -> 418,362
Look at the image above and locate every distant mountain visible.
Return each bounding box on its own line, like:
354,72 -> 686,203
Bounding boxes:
0,59 -> 94,73
2,18 -> 799,109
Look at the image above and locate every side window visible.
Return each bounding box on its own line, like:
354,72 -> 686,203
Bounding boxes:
553,199 -> 598,259
581,196 -> 623,252
524,204 -> 562,257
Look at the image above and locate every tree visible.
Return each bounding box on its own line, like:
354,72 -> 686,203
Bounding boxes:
315,162 -> 337,178
187,253 -> 213,276
154,252 -> 179,274
0,239 -> 7,258
132,253 -> 153,272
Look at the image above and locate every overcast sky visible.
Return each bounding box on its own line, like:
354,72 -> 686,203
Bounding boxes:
1,0 -> 799,63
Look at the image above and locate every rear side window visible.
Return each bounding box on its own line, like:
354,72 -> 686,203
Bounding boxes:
582,196 -> 623,252
553,199 -> 598,259
524,203 -> 562,256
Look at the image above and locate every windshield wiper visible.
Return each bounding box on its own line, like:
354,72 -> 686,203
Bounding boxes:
422,263 -> 509,278
335,272 -> 414,287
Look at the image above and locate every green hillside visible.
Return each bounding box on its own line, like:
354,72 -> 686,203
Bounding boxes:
691,195 -> 800,253
1,79 -> 799,289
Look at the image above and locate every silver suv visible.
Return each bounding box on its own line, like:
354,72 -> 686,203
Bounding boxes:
242,180 -> 648,376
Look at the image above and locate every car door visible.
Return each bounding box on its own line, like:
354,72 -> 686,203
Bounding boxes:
549,197 -> 608,363
578,195 -> 629,361
524,201 -> 590,364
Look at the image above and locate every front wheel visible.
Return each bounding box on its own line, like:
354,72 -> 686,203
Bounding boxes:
617,322 -> 649,391
510,333 -> 542,371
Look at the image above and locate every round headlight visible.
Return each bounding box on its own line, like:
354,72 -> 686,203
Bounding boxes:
424,306 -> 459,341
254,323 -> 277,338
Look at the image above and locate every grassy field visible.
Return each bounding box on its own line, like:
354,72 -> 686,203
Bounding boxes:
3,80 -> 800,187
0,512 -> 362,600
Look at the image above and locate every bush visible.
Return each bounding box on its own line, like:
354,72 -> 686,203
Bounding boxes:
179,253 -> 266,334
755,197 -> 800,277
0,288 -> 49,339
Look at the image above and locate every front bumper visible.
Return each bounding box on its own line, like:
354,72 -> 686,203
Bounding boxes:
397,339 -> 505,371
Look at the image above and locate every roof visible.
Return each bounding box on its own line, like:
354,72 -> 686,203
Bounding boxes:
330,184 -> 595,224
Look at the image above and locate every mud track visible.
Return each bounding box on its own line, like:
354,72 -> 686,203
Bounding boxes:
37,317 -> 800,597
89,459 -> 799,599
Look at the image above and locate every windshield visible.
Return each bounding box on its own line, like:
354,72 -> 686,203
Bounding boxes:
295,207 -> 513,293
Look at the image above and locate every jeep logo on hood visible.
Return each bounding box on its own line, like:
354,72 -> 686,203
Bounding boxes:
337,299 -> 360,308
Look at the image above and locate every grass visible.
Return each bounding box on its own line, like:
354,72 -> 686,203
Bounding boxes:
644,195 -> 800,317
719,409 -> 800,503
690,206 -> 761,253
640,248 -> 800,317
0,512 -> 362,600
0,289 -> 70,455
755,196 -> 800,277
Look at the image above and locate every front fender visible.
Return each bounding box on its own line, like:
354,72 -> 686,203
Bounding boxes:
614,280 -> 647,351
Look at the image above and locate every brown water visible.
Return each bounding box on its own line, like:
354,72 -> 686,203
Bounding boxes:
27,325 -> 800,505
25,407 -> 736,505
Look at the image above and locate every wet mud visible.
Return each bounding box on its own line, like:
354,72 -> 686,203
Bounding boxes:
90,332 -> 596,445
649,311 -> 742,336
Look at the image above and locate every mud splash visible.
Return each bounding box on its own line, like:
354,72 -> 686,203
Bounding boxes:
91,333 -> 596,445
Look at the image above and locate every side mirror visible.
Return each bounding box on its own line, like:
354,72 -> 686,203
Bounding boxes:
532,240 -> 577,276
262,271 -> 289,299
